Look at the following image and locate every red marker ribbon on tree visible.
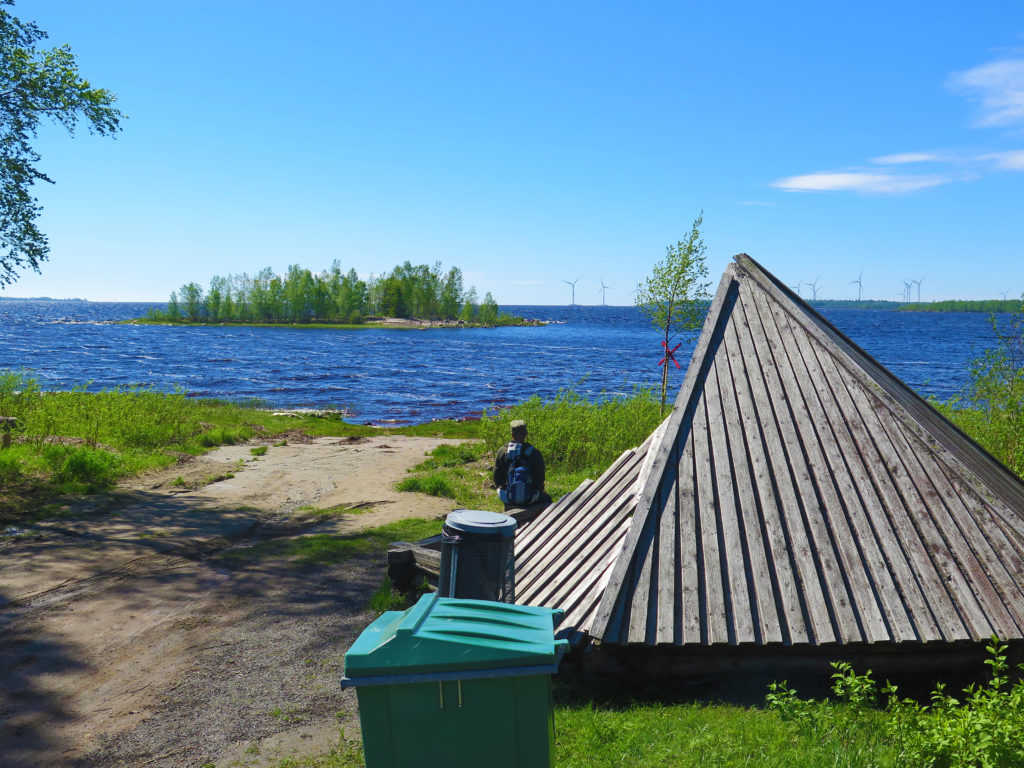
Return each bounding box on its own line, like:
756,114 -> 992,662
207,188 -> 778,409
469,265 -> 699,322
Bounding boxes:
658,340 -> 683,369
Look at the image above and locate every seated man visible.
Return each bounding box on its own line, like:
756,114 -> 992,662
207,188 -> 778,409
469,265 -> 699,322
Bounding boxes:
492,419 -> 552,512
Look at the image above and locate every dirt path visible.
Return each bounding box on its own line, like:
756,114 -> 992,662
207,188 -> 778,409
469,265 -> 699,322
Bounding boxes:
0,435 -> 469,768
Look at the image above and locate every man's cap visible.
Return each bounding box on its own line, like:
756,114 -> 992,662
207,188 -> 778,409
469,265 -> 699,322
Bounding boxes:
510,419 -> 527,430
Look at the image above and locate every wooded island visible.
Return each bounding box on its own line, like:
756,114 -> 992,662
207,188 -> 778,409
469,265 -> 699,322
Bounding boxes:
140,261 -> 532,327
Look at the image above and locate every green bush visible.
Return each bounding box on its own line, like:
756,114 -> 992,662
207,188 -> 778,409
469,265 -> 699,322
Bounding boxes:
0,368 -> 41,423
0,450 -> 22,483
886,637 -> 1024,768
940,298 -> 1024,479
50,446 -> 122,493
768,638 -> 1024,768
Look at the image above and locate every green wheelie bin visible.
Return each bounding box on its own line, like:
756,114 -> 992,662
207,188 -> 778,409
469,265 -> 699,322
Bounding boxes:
341,592 -> 567,767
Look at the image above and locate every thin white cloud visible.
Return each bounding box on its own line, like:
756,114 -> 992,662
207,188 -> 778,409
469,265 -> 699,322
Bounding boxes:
947,59 -> 1024,127
870,152 -> 948,165
984,149 -> 1024,169
769,57 -> 1024,196
771,171 -> 952,195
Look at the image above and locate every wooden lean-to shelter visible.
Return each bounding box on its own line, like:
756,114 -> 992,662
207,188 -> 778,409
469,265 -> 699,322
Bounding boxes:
514,254 -> 1024,688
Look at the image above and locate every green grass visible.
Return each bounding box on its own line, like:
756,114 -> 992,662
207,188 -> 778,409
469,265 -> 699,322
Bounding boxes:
0,368 -> 482,524
267,700 -> 890,768
366,576 -> 410,614
277,648 -> 1024,768
481,386 -> 663,483
393,388 -> 664,514
298,503 -> 374,517
394,473 -> 458,498
395,440 -> 498,511
554,700 -> 891,768
410,441 -> 484,469
217,518 -> 443,565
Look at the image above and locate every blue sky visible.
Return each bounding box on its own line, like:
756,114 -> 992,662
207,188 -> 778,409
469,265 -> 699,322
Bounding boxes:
6,1 -> 1024,303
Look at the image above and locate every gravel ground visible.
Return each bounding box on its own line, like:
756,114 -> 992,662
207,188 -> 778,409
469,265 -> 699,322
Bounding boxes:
76,549 -> 380,768
0,435 -> 464,768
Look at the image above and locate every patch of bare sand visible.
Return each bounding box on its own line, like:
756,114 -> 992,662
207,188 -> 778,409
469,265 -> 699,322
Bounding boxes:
0,435 -> 471,768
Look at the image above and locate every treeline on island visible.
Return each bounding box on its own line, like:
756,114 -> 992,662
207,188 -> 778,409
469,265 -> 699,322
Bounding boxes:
143,261 -> 525,326
897,298 -> 1023,313
806,299 -> 1023,313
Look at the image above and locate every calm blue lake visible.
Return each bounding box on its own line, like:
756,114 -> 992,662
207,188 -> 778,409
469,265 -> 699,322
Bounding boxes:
0,301 -> 1003,424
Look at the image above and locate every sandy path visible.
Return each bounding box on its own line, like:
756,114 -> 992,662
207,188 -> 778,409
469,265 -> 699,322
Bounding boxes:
0,435 -> 469,768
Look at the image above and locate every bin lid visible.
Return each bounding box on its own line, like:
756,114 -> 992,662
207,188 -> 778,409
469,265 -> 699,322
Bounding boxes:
344,593 -> 566,679
445,509 -> 517,537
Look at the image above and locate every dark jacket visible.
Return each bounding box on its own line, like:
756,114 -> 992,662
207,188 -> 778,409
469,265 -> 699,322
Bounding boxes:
493,441 -> 545,492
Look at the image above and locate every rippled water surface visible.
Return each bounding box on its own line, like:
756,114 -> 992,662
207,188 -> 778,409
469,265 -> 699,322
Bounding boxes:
0,301 -> 1003,424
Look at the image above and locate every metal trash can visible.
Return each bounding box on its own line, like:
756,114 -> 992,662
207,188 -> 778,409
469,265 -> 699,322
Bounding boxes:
438,509 -> 517,602
341,592 -> 567,768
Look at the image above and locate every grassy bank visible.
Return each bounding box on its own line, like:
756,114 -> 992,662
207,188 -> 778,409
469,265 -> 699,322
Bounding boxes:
0,368 -> 478,523
394,387 -> 664,512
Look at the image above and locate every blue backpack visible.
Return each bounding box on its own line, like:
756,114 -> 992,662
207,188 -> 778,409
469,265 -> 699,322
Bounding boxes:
504,442 -> 535,506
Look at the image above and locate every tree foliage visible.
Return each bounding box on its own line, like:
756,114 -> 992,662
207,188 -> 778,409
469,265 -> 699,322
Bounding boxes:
899,299 -> 1023,314
636,211 -> 711,414
146,261 -> 522,327
0,1 -> 123,286
939,294 -> 1024,478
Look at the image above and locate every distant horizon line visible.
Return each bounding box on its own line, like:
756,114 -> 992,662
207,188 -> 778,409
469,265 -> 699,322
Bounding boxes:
0,296 -> 1019,307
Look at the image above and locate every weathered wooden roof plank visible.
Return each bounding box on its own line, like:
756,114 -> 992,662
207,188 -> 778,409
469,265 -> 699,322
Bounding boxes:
717,318 -> 784,643
807,335 -> 924,642
705,354 -> 758,643
516,463 -> 641,604
772,297 -> 897,644
691,392 -> 730,645
729,292 -> 810,644
746,285 -> 847,643
655,472 -> 681,645
676,437 -> 702,645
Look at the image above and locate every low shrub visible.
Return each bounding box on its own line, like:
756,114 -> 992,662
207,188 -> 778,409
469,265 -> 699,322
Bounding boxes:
412,442 -> 484,470
0,450 -> 22,483
395,474 -> 457,498
50,446 -> 123,493
197,427 -> 245,447
0,368 -> 41,424
767,637 -> 1024,768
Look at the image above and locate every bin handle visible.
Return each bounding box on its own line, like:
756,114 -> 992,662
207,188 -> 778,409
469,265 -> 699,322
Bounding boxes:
436,680 -> 464,709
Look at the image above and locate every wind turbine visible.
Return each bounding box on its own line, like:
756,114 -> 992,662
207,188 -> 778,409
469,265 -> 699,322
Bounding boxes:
562,277 -> 582,306
850,269 -> 863,302
1001,290 -> 1010,300
598,279 -> 612,306
914,275 -> 925,303
791,281 -> 802,297
809,276 -> 821,301
902,280 -> 913,302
